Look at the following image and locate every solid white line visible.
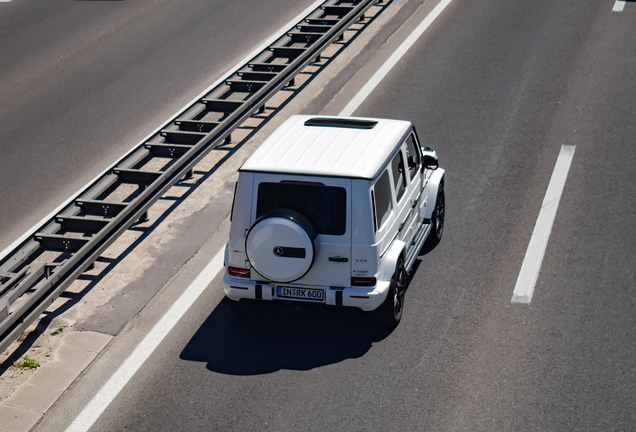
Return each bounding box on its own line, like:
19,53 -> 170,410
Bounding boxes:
612,0 -> 625,12
339,0 -> 453,116
0,0 -> 325,262
65,246 -> 225,432
511,145 -> 575,304
63,1 -> 329,430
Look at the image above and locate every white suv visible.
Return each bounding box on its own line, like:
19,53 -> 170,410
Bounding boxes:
223,115 -> 445,326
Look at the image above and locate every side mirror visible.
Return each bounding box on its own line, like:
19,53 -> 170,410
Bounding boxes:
422,155 -> 438,170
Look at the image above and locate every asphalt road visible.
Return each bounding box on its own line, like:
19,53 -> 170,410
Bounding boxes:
31,0 -> 636,430
0,0 -> 318,252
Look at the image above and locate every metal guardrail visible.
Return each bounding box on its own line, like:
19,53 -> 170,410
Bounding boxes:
0,0 -> 380,354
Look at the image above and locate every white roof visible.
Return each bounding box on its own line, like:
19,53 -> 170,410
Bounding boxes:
240,115 -> 412,179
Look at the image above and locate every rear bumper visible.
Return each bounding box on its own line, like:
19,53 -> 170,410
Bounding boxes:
223,271 -> 390,312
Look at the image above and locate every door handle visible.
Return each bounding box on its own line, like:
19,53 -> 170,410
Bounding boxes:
328,256 -> 349,263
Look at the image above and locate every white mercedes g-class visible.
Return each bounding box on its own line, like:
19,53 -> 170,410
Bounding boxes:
223,115 -> 445,326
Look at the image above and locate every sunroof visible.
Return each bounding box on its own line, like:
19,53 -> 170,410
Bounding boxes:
304,118 -> 378,129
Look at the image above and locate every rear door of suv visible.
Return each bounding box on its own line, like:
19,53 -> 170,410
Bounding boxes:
252,173 -> 352,288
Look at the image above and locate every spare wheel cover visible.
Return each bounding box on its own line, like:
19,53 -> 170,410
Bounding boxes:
246,210 -> 316,283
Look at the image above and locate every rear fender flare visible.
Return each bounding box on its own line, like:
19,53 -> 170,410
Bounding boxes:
380,239 -> 406,282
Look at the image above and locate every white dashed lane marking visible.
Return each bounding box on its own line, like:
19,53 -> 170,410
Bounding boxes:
613,0 -> 626,12
512,145 -> 576,304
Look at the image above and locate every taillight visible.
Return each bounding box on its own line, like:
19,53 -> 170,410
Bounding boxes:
351,277 -> 376,287
228,267 -> 250,278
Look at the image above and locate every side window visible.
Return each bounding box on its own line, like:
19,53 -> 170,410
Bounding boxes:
390,150 -> 407,201
230,182 -> 238,222
405,134 -> 421,180
372,169 -> 392,231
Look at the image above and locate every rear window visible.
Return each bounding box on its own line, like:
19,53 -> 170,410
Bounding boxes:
256,182 -> 346,235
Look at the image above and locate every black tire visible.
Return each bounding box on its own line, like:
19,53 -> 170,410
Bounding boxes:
427,182 -> 445,246
378,257 -> 406,328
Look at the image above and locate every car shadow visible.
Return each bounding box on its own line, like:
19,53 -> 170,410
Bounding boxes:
419,232 -> 442,255
180,298 -> 394,376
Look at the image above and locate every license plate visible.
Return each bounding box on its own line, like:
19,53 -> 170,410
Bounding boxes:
277,286 -> 324,302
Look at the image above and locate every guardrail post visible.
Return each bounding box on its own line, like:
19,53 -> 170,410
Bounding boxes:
184,169 -> 194,180
138,185 -> 149,223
